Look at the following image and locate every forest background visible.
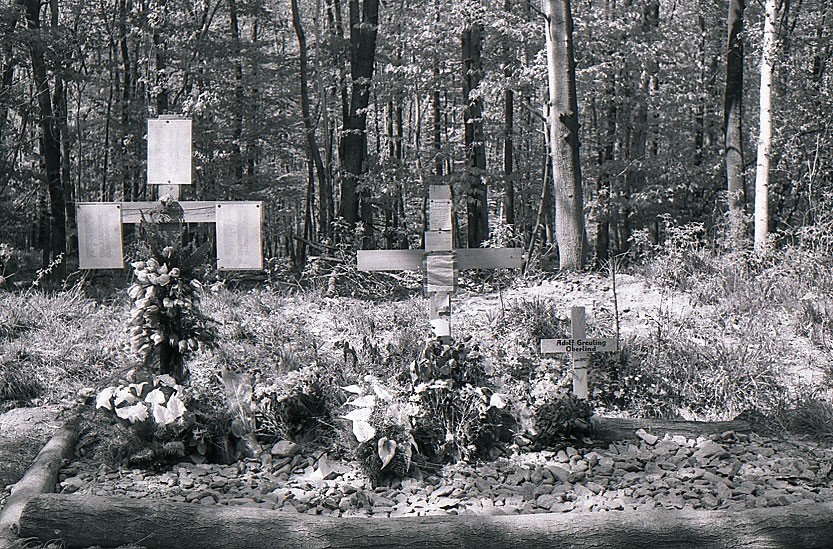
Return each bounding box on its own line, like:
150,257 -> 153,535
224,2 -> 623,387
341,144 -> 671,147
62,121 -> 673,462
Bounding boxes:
0,0 -> 832,280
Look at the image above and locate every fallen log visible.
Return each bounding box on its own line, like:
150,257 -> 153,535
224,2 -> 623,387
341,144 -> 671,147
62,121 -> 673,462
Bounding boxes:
0,411 -> 80,549
593,417 -> 750,442
18,493 -> 833,549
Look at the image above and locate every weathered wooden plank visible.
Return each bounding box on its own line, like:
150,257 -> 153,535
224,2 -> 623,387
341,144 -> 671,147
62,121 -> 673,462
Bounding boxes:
76,204 -> 124,269
429,291 -> 452,337
429,184 -> 452,200
0,414 -> 80,549
356,250 -> 424,271
455,248 -> 523,270
118,201 -> 264,224
18,492 -> 832,549
541,338 -> 618,354
593,417 -> 751,442
216,203 -> 264,270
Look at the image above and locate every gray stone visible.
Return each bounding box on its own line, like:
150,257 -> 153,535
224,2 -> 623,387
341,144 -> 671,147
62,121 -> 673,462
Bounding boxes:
546,465 -> 571,483
270,440 -> 300,457
636,429 -> 659,445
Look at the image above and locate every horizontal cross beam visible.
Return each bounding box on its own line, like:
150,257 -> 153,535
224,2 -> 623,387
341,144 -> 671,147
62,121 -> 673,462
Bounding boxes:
77,201 -> 263,224
540,338 -> 617,354
357,248 -> 523,272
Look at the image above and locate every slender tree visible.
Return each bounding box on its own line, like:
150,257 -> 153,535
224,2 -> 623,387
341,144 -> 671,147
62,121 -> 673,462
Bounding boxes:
291,0 -> 330,239
21,0 -> 65,272
754,0 -> 778,251
151,0 -> 169,115
502,0 -> 515,229
462,21 -> 488,247
339,0 -> 379,248
724,0 -> 746,247
543,0 -> 585,269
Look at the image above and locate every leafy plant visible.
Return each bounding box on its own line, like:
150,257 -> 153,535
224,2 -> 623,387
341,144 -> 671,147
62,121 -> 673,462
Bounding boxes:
355,423 -> 415,487
532,393 -> 595,448
219,369 -> 258,457
95,370 -> 188,428
408,337 -> 511,463
253,363 -> 338,443
341,378 -> 417,486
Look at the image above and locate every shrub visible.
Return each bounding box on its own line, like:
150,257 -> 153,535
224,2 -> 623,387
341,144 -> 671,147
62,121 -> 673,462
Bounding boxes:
408,337 -> 511,463
532,393 -> 595,448
253,363 -> 339,444
355,423 -> 414,487
786,394 -> 833,441
341,376 -> 416,485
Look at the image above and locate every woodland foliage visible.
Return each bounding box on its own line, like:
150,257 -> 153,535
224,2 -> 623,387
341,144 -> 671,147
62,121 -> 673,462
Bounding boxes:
0,0 -> 831,278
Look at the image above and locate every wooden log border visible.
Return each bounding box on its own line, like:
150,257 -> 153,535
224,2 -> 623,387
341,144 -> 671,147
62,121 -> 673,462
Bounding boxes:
6,416 -> 759,548
18,493 -> 833,549
0,410 -> 80,549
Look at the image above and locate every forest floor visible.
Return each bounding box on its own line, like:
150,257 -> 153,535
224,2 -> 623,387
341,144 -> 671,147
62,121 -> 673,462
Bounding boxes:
0,405 -> 67,510
3,254 -> 833,546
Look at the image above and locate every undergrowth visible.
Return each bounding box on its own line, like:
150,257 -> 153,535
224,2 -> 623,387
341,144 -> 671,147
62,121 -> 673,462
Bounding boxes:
7,227 -> 833,475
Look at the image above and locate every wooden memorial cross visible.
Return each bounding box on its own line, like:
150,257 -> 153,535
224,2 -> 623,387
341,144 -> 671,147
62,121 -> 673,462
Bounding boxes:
540,306 -> 617,399
357,185 -> 523,338
76,116 -> 263,271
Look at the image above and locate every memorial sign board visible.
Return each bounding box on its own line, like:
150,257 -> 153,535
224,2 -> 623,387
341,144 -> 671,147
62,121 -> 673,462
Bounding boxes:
540,306 -> 618,399
76,117 -> 263,271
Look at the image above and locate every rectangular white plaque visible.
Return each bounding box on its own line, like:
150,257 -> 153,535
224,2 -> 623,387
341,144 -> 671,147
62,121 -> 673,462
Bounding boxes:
429,199 -> 453,231
424,230 -> 453,252
426,254 -> 455,293
215,202 -> 263,270
147,118 -> 192,185
77,203 -> 124,269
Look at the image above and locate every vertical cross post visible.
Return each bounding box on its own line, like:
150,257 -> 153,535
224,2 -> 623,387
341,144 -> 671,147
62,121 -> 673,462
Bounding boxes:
76,117 -> 264,271
540,306 -> 617,399
357,185 -> 523,338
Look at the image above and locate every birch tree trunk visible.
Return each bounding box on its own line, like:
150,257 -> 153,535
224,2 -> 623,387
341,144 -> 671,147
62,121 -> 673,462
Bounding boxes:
754,0 -> 778,252
543,0 -> 585,270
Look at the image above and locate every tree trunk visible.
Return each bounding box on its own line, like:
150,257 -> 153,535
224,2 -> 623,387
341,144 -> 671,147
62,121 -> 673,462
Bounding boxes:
291,0 -> 330,240
502,0 -> 514,228
0,8 -> 16,140
754,0 -> 777,252
594,67 -> 616,268
543,0 -> 585,270
592,417 -> 750,442
462,21 -> 488,248
19,493 -> 833,549
339,0 -> 379,248
229,0 -> 244,186
23,0 -> 66,274
724,0 -> 746,248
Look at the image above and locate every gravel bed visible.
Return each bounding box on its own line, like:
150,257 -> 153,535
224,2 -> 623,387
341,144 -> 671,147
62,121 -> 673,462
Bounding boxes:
56,431 -> 833,517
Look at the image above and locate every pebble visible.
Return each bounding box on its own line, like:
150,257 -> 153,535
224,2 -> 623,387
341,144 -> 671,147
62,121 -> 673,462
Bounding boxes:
57,431 -> 833,517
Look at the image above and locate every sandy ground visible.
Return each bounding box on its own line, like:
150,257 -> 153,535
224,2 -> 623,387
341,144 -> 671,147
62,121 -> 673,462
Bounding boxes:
0,405 -> 66,508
